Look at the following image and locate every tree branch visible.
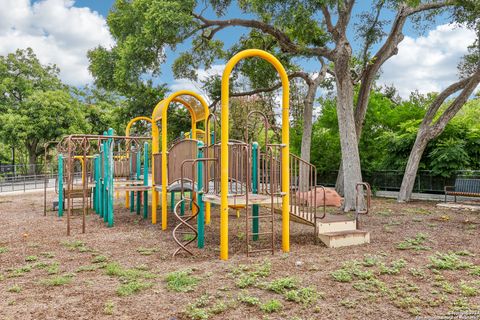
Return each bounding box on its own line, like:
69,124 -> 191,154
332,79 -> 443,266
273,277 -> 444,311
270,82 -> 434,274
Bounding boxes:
193,13 -> 333,59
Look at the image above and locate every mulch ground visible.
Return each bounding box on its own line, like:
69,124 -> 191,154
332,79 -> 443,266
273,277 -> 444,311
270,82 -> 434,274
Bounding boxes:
1,191 -> 480,320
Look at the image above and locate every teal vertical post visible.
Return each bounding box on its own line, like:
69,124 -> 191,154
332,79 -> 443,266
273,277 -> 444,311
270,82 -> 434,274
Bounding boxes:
102,133 -> 108,220
252,142 -> 259,241
136,149 -> 141,215
107,128 -> 114,227
58,154 -> 64,217
197,141 -> 205,248
143,142 -> 149,219
180,131 -> 184,139
210,131 -> 215,144
130,148 -> 134,213
170,192 -> 175,212
93,155 -> 98,213
99,144 -> 105,218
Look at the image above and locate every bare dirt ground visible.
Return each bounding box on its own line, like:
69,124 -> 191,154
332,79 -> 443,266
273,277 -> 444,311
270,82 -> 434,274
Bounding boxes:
1,191 -> 480,320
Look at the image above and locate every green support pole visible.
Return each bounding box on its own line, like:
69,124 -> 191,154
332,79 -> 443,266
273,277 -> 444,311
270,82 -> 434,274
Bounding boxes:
170,192 -> 175,212
93,155 -> 98,213
102,133 -> 108,220
130,149 -> 134,213
136,150 -> 141,215
197,141 -> 205,248
252,142 -> 259,241
99,144 -> 105,218
143,142 -> 149,219
107,128 -> 114,227
58,154 -> 63,217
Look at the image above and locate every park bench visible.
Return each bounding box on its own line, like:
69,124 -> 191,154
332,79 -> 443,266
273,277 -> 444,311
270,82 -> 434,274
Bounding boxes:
444,178 -> 480,202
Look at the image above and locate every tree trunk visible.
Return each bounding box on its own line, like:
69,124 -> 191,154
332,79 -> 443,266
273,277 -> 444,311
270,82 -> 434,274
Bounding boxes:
299,81 -> 316,192
397,128 -> 430,202
334,42 -> 364,211
26,141 -> 38,175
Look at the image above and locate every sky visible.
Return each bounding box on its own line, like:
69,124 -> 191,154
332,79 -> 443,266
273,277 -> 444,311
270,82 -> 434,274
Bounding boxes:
0,0 -> 476,99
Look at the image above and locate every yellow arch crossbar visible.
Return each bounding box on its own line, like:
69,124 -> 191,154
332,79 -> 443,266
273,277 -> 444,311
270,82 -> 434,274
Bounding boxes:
220,49 -> 290,260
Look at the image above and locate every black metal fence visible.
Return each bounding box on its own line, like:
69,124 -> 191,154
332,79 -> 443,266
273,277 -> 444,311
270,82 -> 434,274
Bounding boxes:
318,170 -> 480,194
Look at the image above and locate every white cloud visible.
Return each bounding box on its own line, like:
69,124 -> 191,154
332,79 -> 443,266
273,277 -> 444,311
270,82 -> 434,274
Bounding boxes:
379,24 -> 476,98
0,0 -> 114,86
169,64 -> 226,104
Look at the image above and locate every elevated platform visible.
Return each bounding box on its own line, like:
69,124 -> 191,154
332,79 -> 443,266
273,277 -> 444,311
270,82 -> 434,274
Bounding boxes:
203,193 -> 281,206
114,185 -> 151,192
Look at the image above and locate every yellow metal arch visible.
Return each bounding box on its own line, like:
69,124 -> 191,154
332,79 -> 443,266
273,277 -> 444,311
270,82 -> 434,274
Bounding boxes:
220,49 -> 290,260
151,91 -> 210,228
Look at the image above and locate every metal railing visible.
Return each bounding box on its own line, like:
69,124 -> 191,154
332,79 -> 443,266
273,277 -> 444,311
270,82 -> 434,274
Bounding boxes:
0,172 -> 82,193
317,170 -> 480,194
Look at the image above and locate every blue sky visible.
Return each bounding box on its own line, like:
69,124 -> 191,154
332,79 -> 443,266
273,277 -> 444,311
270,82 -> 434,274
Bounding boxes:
2,0 -> 475,99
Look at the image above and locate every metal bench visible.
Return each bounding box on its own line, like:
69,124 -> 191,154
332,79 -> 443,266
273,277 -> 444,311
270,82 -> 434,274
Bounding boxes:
445,178 -> 480,202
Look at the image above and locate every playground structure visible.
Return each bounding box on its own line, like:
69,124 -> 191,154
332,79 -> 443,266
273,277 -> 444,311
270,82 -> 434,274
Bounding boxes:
48,49 -> 371,260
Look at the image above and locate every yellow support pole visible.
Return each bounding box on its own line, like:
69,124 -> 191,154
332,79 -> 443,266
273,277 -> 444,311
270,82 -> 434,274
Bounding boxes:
220,49 -> 290,260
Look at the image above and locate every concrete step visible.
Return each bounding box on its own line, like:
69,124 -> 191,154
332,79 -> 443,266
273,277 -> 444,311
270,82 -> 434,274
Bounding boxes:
316,214 -> 357,234
318,229 -> 370,248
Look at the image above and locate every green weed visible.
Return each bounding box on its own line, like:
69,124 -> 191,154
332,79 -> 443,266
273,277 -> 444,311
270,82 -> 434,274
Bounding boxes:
92,255 -> 107,263
284,287 -> 320,305
117,280 -> 153,296
7,285 -> 21,293
136,247 -> 160,256
104,301 -> 115,315
165,269 -> 199,292
379,259 -> 407,275
265,277 -> 297,293
331,268 -> 353,282
396,233 -> 430,251
184,295 -> 210,320
8,265 -> 32,277
428,252 -> 473,270
460,282 -> 478,297
0,247 -> 8,254
40,252 -> 55,258
238,293 -> 260,306
260,299 -> 282,313
40,274 -> 73,286
25,255 -> 38,262
47,262 -> 60,275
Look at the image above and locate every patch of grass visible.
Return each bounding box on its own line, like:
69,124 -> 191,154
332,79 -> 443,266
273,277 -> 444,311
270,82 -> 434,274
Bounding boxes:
47,262 -> 60,275
260,299 -> 282,313
396,233 -> 430,251
331,268 -> 353,283
165,269 -> 199,292
25,255 -> 38,262
0,247 -> 8,254
362,255 -> 379,267
238,293 -> 260,306
233,261 -> 271,289
460,282 -> 478,297
265,277 -> 297,293
104,301 -> 115,315
379,259 -> 407,275
40,274 -> 73,286
105,262 -> 156,280
8,265 -> 32,277
236,274 -> 256,289
62,240 -> 86,251
284,287 -> 321,305
250,260 -> 271,278
40,252 -> 55,258
32,262 -> 49,269
117,280 -> 153,296
7,285 -> 21,293
184,295 -> 210,320
451,298 -> 471,311
471,266 -> 480,276
455,250 -> 475,257
136,247 -> 160,256
209,301 -> 229,315
76,264 -> 100,272
408,268 -> 426,278
428,252 -> 473,270
183,234 -> 196,242
353,278 -> 388,294
339,299 -> 357,309
92,255 -> 107,263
